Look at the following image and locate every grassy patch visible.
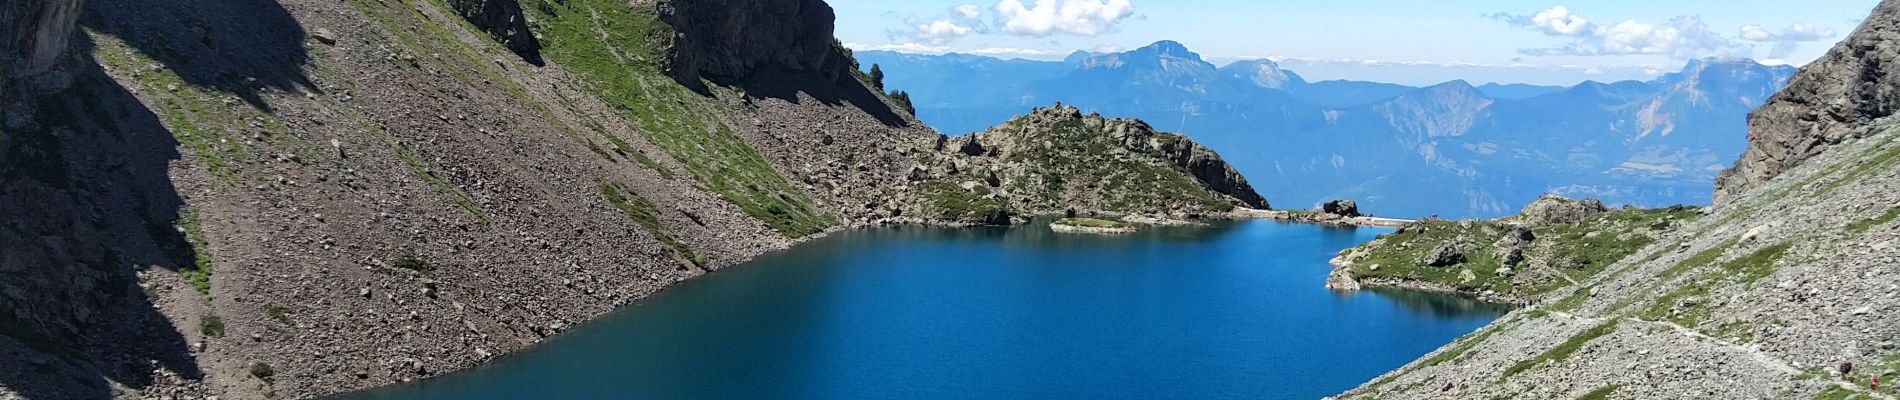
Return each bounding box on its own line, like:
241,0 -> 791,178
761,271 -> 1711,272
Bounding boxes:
265,305 -> 293,325
1725,243 -> 1793,287
601,183 -> 706,268
249,362 -> 276,383
1503,320 -> 1619,378
1814,385 -> 1870,400
525,0 -> 833,237
1578,384 -> 1621,400
920,181 -> 1009,223
1639,243 -> 1790,326
1847,207 -> 1900,236
201,313 -> 226,338
1054,217 -> 1130,229
1657,238 -> 1738,281
177,210 -> 214,295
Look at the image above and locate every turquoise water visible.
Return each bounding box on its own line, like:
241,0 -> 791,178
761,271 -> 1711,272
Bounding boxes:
343,220 -> 1508,399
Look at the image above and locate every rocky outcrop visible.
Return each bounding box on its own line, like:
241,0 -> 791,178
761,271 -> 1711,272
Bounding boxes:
878,105 -> 1272,225
1323,200 -> 1362,217
1515,194 -> 1608,227
1153,131 -> 1270,209
1714,0 -> 1900,203
656,0 -> 852,85
446,0 -> 541,63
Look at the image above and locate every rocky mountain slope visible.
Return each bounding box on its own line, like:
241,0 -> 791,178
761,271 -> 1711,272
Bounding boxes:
861,43 -> 1796,218
0,0 -> 1263,399
1335,3 -> 1900,398
1716,0 -> 1900,204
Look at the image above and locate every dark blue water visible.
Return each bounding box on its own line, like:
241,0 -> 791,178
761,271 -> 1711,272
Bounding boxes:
343,220 -> 1508,400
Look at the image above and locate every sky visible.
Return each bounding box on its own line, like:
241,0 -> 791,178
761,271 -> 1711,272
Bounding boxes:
832,0 -> 1879,86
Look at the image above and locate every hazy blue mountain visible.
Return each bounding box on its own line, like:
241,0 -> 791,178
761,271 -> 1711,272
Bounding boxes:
1474,83 -> 1566,99
862,41 -> 1795,218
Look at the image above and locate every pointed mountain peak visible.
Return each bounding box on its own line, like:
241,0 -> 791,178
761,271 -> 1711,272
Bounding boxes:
1417,80 -> 1485,98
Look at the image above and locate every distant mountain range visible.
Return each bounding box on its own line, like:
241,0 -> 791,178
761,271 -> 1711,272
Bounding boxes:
857,41 -> 1796,218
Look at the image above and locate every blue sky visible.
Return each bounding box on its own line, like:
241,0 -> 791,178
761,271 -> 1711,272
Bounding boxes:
832,0 -> 1878,85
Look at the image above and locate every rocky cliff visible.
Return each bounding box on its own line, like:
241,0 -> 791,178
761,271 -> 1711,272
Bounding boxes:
657,0 -> 853,86
0,0 -> 1267,398
1339,3 -> 1900,398
1715,1 -> 1900,203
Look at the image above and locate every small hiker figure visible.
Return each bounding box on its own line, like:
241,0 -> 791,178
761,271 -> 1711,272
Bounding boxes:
1840,362 -> 1854,381
1871,374 -> 1879,390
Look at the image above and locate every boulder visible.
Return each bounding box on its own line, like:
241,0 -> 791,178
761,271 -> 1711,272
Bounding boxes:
1421,244 -> 1467,267
959,137 -> 987,156
1517,194 -> 1607,227
1322,200 -> 1362,217
447,0 -> 541,63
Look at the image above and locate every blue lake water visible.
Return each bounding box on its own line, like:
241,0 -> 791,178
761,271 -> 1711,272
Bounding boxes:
341,220 -> 1508,399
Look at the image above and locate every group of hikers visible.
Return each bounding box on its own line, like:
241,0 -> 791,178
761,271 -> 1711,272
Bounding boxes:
1842,362 -> 1885,391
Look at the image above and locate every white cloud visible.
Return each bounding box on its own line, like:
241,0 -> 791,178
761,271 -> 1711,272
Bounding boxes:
993,0 -> 1136,38
910,19 -> 977,45
1529,5 -> 1592,36
1739,24 -> 1776,41
955,4 -> 983,18
844,42 -> 1070,59
1738,22 -> 1839,58
895,4 -> 989,45
1740,22 -> 1837,42
1491,6 -> 1745,59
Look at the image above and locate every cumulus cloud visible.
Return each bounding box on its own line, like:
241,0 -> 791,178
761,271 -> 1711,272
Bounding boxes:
1490,6 -> 1747,59
894,4 -> 988,45
1739,22 -> 1840,58
1740,22 -> 1837,42
993,0 -> 1136,37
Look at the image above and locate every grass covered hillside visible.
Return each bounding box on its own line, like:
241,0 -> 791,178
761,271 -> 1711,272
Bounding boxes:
1328,195 -> 1701,302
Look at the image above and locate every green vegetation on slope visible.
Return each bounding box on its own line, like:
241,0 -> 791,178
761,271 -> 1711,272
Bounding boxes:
1503,320 -> 1620,378
524,0 -> 833,237
1639,242 -> 1791,327
1344,207 -> 1698,298
1577,385 -> 1622,400
996,118 -> 1230,214
919,181 -> 1009,223
177,210 -> 214,295
601,183 -> 706,268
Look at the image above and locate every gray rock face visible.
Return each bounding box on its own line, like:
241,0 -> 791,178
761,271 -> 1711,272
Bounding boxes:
1323,200 -> 1362,217
1517,194 -> 1608,227
1715,0 -> 1900,203
446,0 -> 541,63
1,0 -> 83,83
657,0 -> 852,85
